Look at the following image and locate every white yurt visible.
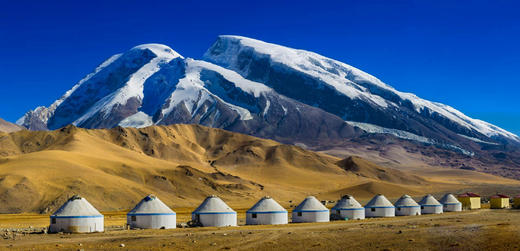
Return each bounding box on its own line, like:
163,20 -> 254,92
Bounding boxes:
439,193 -> 462,212
331,195 -> 365,220
192,195 -> 237,227
419,194 -> 443,214
246,196 -> 288,225
127,194 -> 176,229
365,194 -> 395,218
394,195 -> 421,216
292,196 -> 330,223
49,195 -> 104,233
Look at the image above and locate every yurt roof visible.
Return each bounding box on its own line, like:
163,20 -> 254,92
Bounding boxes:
419,195 -> 442,206
193,195 -> 236,214
51,195 -> 102,217
331,195 -> 363,209
458,192 -> 480,197
293,196 -> 328,212
365,194 -> 394,208
439,194 -> 461,204
128,194 -> 175,215
490,194 -> 509,199
394,195 -> 420,207
247,196 -> 286,213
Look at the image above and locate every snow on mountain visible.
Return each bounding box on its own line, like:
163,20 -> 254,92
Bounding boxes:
18,44 -> 182,130
203,35 -> 520,144
16,54 -> 123,129
17,35 -> 519,155
346,121 -> 435,145
17,44 -> 359,145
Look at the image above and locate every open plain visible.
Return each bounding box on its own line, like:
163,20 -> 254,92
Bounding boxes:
1,207 -> 520,250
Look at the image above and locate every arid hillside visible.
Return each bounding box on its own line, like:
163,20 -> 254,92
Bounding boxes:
0,124 -> 518,213
0,118 -> 23,133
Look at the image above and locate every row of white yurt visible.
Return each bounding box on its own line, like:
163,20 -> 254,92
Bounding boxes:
49,193 -> 463,233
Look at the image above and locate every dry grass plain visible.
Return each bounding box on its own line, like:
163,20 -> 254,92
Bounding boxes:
1,208 -> 520,250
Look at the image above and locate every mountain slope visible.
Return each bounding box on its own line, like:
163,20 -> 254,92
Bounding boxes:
0,124 -> 420,213
203,35 -> 519,147
0,118 -> 23,133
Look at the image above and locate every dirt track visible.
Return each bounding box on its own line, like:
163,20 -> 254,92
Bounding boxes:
1,209 -> 519,250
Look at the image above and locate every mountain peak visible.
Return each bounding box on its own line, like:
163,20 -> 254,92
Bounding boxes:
130,43 -> 183,59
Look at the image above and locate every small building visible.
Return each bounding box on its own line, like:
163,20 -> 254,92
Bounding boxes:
292,196 -> 330,223
331,195 -> 365,220
439,193 -> 462,212
246,196 -> 288,225
490,194 -> 510,209
458,192 -> 481,210
394,195 -> 421,216
365,194 -> 395,218
192,195 -> 237,227
127,194 -> 176,229
419,195 -> 443,214
514,195 -> 520,209
49,195 -> 104,233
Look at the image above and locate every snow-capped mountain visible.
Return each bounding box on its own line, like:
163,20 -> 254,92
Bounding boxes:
17,43 -> 360,144
17,36 -> 519,153
204,36 -> 519,146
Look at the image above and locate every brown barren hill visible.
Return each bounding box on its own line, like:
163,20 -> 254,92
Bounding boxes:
337,156 -> 426,185
0,118 -> 23,133
0,124 -> 518,213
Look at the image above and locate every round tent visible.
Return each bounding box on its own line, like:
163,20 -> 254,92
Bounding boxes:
246,196 -> 288,225
49,195 -> 104,233
192,195 -> 237,227
419,194 -> 443,214
331,195 -> 365,220
439,193 -> 462,212
365,194 -> 395,218
127,194 -> 176,229
394,195 -> 421,216
292,196 -> 330,223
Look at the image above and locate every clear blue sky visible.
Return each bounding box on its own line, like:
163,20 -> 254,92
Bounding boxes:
1,0 -> 519,135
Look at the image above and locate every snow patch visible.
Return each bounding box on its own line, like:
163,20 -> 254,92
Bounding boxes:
132,44 -> 183,59
457,134 -> 500,145
346,121 -> 435,144
347,121 -> 474,156
187,59 -> 272,97
119,112 -> 153,128
263,100 -> 270,116
158,66 -> 254,122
